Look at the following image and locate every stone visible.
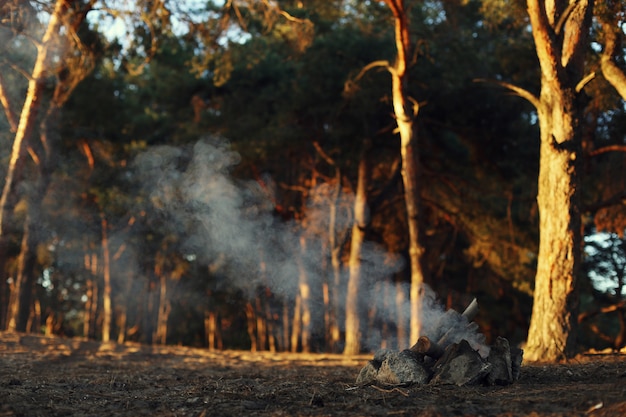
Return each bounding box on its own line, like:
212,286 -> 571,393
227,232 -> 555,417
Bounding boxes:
356,360 -> 380,384
511,347 -> 524,381
431,340 -> 491,386
486,336 -> 513,385
375,350 -> 430,385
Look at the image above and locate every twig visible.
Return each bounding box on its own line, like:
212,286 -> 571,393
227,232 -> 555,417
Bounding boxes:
370,385 -> 409,397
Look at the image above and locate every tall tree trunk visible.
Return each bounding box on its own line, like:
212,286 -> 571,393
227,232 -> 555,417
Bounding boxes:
84,252 -> 99,339
154,272 -> 170,345
524,0 -> 593,362
328,170 -> 344,353
100,212 -> 112,342
297,235 -> 312,352
395,281 -> 409,349
384,0 -> 428,346
0,0 -> 67,237
290,293 -> 302,352
344,154 -> 369,355
6,212 -> 38,332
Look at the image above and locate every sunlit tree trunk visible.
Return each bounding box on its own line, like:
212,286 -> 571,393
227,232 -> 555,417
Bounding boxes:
117,307 -> 127,344
344,154 -> 369,355
83,252 -> 99,339
100,213 -> 113,342
282,300 -> 290,351
290,293 -> 302,352
328,169 -> 344,352
524,0 -> 593,361
154,272 -> 170,345
0,0 -> 67,238
383,0 -> 428,346
297,235 -> 312,352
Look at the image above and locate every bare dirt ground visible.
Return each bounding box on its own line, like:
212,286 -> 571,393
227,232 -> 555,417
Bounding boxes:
1,332 -> 625,417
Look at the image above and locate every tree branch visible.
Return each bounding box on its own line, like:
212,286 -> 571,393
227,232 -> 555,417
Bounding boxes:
344,60 -> 392,97
584,189 -> 626,214
589,145 -> 626,157
554,1 -> 577,36
600,17 -> 626,100
526,0 -> 560,82
575,71 -> 595,92
0,72 -> 18,132
473,78 -> 540,109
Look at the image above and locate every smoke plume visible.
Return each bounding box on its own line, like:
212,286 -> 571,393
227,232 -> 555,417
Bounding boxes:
133,137 -> 489,353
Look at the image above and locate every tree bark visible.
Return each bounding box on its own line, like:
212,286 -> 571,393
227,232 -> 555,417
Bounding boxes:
384,0 -> 428,346
344,154 -> 369,355
524,0 -> 593,362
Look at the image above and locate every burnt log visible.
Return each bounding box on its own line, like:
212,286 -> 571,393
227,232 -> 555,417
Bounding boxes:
409,336 -> 444,359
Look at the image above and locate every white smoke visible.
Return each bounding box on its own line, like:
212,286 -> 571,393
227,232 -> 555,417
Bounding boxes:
132,137 -> 488,353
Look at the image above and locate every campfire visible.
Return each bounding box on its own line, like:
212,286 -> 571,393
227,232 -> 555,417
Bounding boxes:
357,298 -> 523,386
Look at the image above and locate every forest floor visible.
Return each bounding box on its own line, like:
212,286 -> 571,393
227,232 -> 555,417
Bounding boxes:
0,332 -> 625,417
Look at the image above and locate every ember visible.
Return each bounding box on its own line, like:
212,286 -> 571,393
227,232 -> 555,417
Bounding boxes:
356,299 -> 523,386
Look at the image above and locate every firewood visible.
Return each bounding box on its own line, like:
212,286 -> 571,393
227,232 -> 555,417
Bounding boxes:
409,336 -> 444,359
437,298 -> 480,346
461,298 -> 479,321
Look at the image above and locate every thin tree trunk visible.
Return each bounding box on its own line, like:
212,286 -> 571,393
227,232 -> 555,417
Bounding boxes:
290,294 -> 301,352
0,73 -> 18,133
100,212 -> 112,342
263,291 -> 276,352
205,311 -> 223,350
384,0 -> 428,346
297,235 -> 312,353
246,302 -> 258,352
255,294 -> 267,350
117,307 -> 127,344
6,211 -> 38,332
328,170 -> 343,353
344,155 -> 369,355
154,272 -> 170,345
524,0 -> 592,361
282,300 -> 290,351
83,252 -> 99,339
395,281 -> 409,350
